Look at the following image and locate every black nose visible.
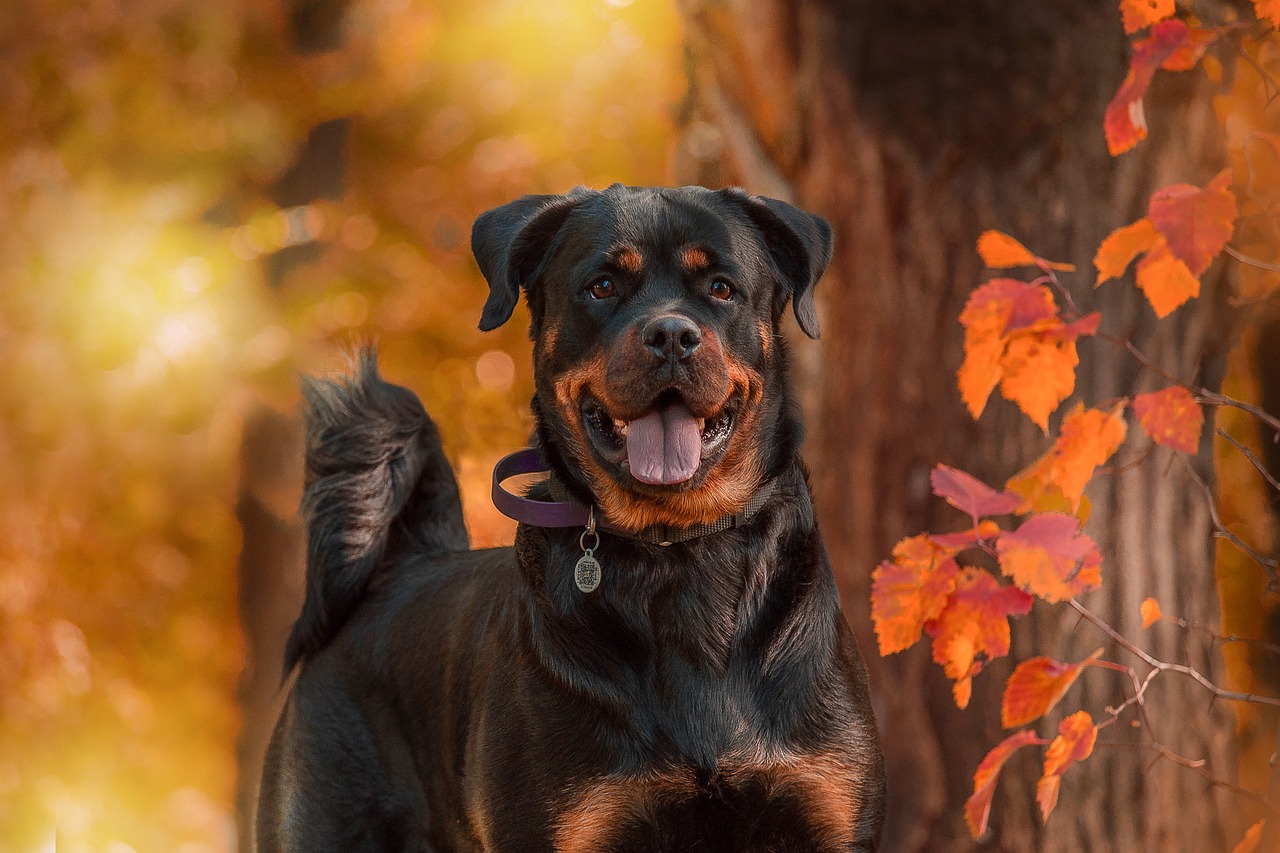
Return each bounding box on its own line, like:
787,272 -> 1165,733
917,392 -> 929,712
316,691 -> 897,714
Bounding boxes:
642,315 -> 702,364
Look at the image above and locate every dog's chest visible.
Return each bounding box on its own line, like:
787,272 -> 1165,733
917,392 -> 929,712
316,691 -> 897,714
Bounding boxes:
551,751 -> 862,853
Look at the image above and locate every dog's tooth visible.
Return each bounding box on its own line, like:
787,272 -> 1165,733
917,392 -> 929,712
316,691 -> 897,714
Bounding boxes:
696,418 -> 706,432
615,419 -> 628,436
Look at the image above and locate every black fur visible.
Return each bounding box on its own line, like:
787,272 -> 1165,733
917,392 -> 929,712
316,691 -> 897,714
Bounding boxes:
258,186 -> 885,852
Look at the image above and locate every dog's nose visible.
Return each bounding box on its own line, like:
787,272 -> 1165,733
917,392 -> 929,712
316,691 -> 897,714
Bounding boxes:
642,315 -> 702,364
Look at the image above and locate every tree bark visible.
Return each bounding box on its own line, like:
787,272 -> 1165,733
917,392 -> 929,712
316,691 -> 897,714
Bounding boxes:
676,1 -> 1242,850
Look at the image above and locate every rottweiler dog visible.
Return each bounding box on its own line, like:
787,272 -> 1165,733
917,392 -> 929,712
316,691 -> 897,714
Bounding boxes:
256,184 -> 885,852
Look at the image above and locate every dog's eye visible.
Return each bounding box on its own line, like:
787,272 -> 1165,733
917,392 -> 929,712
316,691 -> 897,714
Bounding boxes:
588,279 -> 616,300
709,280 -> 734,301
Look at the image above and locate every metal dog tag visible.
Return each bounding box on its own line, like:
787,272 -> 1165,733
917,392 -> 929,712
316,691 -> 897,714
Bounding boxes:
575,507 -> 602,593
574,553 -> 601,593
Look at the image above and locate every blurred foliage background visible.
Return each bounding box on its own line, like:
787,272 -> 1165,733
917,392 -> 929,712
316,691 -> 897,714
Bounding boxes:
0,1 -> 683,849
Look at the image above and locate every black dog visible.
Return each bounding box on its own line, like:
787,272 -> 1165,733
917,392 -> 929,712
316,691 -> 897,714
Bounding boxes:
256,185 -> 885,852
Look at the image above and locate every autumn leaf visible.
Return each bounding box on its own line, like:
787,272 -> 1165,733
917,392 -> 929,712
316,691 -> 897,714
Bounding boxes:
1095,218 -> 1160,285
1037,711 -> 1099,822
1257,0 -> 1280,28
1008,403 -> 1128,512
1135,239 -> 1201,317
1147,169 -> 1237,276
958,279 -> 1053,418
1233,820 -> 1264,853
1001,649 -> 1102,728
1105,21 -> 1222,156
957,279 -> 1099,427
978,230 -> 1075,272
998,332 -> 1081,432
1140,596 -> 1163,629
931,465 -> 1022,523
926,568 -> 1034,708
1095,173 -> 1236,317
965,730 -> 1042,839
871,536 -> 960,655
1133,385 -> 1203,452
997,512 -> 1102,603
1120,0 -> 1174,34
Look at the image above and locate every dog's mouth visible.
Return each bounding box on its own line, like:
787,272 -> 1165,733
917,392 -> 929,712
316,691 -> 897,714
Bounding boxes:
581,390 -> 736,488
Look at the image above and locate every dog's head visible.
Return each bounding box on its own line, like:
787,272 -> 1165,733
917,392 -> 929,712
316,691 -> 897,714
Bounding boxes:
472,184 -> 832,532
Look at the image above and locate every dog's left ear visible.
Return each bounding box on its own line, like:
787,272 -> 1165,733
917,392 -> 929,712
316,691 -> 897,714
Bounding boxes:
472,192 -> 585,331
731,191 -> 833,339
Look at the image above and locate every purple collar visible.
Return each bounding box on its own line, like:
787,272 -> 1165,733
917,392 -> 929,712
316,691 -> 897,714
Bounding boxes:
490,448 -> 776,546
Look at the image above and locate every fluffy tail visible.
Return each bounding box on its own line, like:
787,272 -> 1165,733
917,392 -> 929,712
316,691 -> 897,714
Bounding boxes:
283,350 -> 468,676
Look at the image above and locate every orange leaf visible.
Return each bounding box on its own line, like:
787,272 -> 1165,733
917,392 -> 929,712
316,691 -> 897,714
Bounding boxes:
926,568 -> 1033,708
1140,596 -> 1162,629
1233,820 -> 1264,853
998,333 -> 1080,431
871,536 -> 960,656
1133,385 -> 1202,452
1001,649 -> 1102,728
1095,218 -> 1160,286
1147,169 -> 1237,276
978,230 -> 1038,268
1120,0 -> 1174,34
958,280 -> 1057,419
1135,239 -> 1200,317
930,519 -> 1003,550
1160,26 -> 1224,72
997,512 -> 1102,603
1105,21 -> 1193,155
1030,403 -> 1128,508
965,730 -> 1042,839
1038,711 -> 1098,822
1256,0 -> 1280,28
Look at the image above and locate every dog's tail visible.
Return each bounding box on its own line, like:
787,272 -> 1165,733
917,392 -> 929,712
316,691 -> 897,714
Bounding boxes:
282,349 -> 469,677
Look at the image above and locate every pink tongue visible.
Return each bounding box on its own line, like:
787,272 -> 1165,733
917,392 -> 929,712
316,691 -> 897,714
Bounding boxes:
626,402 -> 701,485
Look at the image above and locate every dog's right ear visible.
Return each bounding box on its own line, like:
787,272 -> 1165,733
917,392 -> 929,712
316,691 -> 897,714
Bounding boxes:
472,192 -> 585,331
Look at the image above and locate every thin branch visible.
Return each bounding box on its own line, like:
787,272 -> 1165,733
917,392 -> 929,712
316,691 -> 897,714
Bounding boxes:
1146,741 -> 1278,812
1198,390 -> 1280,439
1070,600 -> 1280,708
1184,462 -> 1280,591
1217,427 -> 1280,493
1158,607 -> 1280,658
1225,244 -> 1280,273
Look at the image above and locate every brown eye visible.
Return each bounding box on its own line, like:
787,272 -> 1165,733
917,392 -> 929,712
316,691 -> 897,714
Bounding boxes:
588,279 -> 616,299
709,280 -> 733,301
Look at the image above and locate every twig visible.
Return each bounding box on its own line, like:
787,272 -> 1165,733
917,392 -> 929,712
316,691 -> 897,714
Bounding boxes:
1147,741 -> 1278,812
1198,390 -> 1280,440
1225,244 -> 1280,273
1184,463 -> 1280,592
1159,607 -> 1280,657
1217,427 -> 1280,493
1070,600 -> 1280,708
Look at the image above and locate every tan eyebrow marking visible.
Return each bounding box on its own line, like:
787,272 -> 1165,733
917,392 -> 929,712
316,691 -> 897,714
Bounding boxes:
610,245 -> 644,274
679,245 -> 711,272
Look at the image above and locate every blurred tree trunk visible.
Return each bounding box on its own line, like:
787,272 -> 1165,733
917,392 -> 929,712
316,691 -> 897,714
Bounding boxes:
234,407 -> 305,853
676,1 -> 1242,850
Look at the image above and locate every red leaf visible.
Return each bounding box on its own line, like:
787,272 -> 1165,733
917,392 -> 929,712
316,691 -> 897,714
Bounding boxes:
1160,26 -> 1224,71
965,730 -> 1042,839
871,536 -> 960,656
926,568 -> 1033,708
1133,385 -> 1203,452
997,512 -> 1102,603
1104,20 -> 1194,156
1147,169 -> 1237,276
1001,649 -> 1102,728
931,465 -> 1023,522
1037,711 -> 1098,822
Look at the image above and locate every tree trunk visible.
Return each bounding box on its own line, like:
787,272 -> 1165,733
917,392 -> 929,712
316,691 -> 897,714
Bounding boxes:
676,1 -> 1242,850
